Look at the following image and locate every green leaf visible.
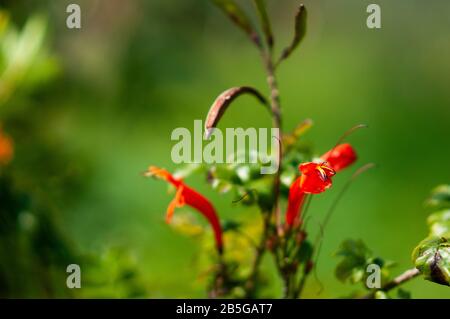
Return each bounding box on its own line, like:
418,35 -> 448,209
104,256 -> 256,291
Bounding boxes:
335,239 -> 371,260
0,13 -> 55,106
208,161 -> 274,210
244,176 -> 275,210
222,220 -> 241,232
297,240 -> 313,263
211,0 -> 261,48
283,119 -> 313,145
208,165 -> 238,193
412,237 -> 450,286
334,239 -> 371,284
374,291 -> 389,299
425,184 -> 450,210
278,4 -> 307,64
252,0 -> 273,48
427,209 -> 450,238
397,288 -> 411,299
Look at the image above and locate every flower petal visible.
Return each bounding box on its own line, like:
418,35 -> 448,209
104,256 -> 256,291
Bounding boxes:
321,143 -> 357,172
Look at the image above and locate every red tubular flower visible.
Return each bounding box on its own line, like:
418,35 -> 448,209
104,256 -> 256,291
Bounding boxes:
285,178 -> 305,226
286,162 -> 335,226
285,144 -> 357,227
145,166 -> 224,253
298,162 -> 335,194
0,128 -> 13,165
321,143 -> 357,172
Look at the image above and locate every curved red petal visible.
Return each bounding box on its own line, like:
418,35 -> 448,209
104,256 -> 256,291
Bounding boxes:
146,166 -> 223,253
286,177 -> 306,226
321,143 -> 357,172
183,187 -> 223,253
298,162 -> 335,194
0,128 -> 13,165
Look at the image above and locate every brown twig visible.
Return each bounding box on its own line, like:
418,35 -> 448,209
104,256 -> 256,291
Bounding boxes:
260,48 -> 284,230
261,50 -> 290,297
361,268 -> 421,299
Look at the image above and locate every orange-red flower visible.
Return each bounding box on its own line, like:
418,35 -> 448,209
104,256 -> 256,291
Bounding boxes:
285,177 -> 305,226
285,144 -> 357,226
0,128 -> 13,165
321,143 -> 356,172
298,162 -> 336,194
145,166 -> 223,253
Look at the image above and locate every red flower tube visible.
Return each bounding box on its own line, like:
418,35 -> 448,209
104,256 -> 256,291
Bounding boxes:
145,166 -> 224,253
285,144 -> 357,226
321,143 -> 357,172
285,177 -> 305,226
286,162 -> 335,226
0,127 -> 13,165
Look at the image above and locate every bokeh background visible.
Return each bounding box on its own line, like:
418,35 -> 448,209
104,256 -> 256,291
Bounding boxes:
0,0 -> 449,298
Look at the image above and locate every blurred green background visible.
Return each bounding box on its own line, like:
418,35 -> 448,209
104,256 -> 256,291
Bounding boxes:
0,0 -> 449,298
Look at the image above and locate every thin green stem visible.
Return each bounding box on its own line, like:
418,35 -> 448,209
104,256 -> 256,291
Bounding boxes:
244,211 -> 271,297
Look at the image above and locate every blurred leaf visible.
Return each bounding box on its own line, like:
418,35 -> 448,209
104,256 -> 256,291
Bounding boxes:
297,240 -> 313,263
397,288 -> 411,299
374,291 -> 389,299
278,4 -> 307,64
82,248 -> 147,298
280,165 -> 297,194
245,177 -> 274,210
426,185 -> 450,210
334,239 -> 371,284
208,164 -> 240,193
222,220 -> 241,232
211,0 -> 261,48
207,158 -> 274,210
427,209 -> 450,238
0,13 -> 56,107
236,165 -> 251,183
280,141 -> 313,196
169,212 -> 205,237
282,118 -> 313,151
0,10 -> 9,36
252,0 -> 273,48
336,239 -> 371,260
412,237 -> 450,286
204,87 -> 269,138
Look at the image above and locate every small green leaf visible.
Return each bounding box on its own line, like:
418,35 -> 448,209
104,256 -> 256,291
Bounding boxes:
252,0 -> 273,48
208,161 -> 274,210
278,4 -> 307,64
397,288 -> 411,299
208,165 -> 238,193
335,239 -> 371,260
169,212 -> 205,237
211,0 -> 262,48
374,291 -> 389,299
282,119 -> 314,155
427,209 -> 450,238
334,239 -> 371,284
245,177 -> 275,210
425,184 -> 450,210
222,220 -> 241,232
297,240 -> 313,263
412,237 -> 450,286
